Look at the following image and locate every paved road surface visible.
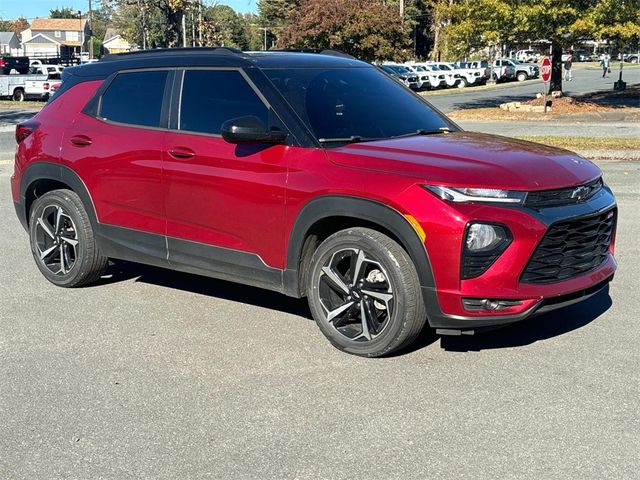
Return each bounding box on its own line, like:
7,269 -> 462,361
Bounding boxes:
1,152 -> 639,477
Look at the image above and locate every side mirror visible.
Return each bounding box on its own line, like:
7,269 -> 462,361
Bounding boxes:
220,116 -> 287,145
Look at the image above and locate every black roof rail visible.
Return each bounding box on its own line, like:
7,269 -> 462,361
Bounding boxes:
268,48 -> 357,60
101,47 -> 247,62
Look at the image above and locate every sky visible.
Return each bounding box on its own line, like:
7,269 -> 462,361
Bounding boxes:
0,0 -> 257,21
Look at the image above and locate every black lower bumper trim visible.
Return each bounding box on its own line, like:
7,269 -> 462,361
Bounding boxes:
423,275 -> 613,334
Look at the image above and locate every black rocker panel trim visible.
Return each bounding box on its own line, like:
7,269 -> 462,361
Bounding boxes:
283,196 -> 437,298
167,237 -> 283,293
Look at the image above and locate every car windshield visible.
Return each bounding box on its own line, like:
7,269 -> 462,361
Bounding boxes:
264,67 -> 453,144
395,66 -> 410,74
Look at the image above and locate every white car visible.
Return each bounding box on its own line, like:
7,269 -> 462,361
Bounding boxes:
403,64 -> 444,89
422,62 -> 464,88
29,64 -> 65,75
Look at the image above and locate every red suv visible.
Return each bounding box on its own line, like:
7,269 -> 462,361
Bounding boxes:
11,49 -> 616,357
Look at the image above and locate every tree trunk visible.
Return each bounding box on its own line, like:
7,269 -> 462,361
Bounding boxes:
549,42 -> 563,94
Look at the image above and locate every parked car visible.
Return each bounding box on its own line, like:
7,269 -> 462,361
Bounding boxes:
380,64 -> 421,90
29,65 -> 65,76
0,56 -> 30,75
12,48 -> 617,357
424,62 -> 464,87
24,72 -> 62,100
491,59 -> 517,82
496,58 -> 539,82
620,53 -> 639,63
573,49 -> 597,62
466,60 -> 491,82
404,63 -> 445,89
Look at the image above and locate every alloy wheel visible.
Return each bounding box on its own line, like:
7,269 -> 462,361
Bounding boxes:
318,248 -> 394,342
34,204 -> 79,275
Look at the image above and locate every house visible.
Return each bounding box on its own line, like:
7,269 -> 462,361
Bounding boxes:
0,31 -> 21,56
21,18 -> 89,61
103,28 -> 133,54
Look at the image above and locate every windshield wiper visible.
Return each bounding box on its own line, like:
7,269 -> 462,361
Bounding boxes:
389,127 -> 451,139
317,135 -> 381,145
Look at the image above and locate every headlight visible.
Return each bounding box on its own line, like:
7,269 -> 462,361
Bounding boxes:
424,185 -> 527,204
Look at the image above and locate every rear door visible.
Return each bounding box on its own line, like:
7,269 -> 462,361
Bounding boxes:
60,69 -> 171,240
162,68 -> 288,271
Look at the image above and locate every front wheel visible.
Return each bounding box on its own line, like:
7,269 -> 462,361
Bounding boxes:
29,189 -> 108,287
457,78 -> 468,88
516,72 -> 528,82
306,228 -> 427,357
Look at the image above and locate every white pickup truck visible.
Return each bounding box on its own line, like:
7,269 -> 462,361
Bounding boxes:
0,72 -> 62,101
425,62 -> 485,88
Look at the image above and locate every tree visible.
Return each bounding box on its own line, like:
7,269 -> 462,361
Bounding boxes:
513,0 -> 599,93
200,4 -> 248,48
278,0 -> 409,61
49,7 -> 81,19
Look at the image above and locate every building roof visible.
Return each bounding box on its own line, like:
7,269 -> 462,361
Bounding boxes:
103,27 -> 118,43
30,18 -> 87,32
0,31 -> 17,44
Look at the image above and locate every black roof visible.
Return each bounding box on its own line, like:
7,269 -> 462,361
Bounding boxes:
67,48 -> 370,78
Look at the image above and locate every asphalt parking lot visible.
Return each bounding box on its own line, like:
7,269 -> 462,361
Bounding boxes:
425,63 -> 640,112
1,139 -> 639,477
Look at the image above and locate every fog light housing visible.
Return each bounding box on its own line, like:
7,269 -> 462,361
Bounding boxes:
462,223 -> 512,279
463,298 -> 523,311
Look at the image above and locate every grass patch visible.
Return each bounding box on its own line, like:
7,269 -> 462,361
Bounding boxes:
0,100 -> 44,107
515,136 -> 640,150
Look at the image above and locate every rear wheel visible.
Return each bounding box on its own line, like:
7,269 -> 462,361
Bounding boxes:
306,228 -> 427,357
457,78 -> 468,88
29,189 -> 108,287
12,88 -> 25,102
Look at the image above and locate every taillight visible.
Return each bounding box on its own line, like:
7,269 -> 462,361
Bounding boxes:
0,59 -> 5,67
43,82 -> 50,90
15,120 -> 39,144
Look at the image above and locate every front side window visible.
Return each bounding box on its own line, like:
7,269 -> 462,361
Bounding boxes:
100,70 -> 168,128
179,69 -> 268,135
265,67 -> 452,143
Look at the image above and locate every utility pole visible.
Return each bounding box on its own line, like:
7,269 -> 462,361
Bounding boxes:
88,0 -> 93,59
260,27 -> 268,51
400,0 -> 405,25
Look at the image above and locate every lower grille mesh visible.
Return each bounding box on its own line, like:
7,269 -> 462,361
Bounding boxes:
521,208 -> 616,284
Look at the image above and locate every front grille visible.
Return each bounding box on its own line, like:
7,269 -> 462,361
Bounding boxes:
525,178 -> 603,209
521,208 -> 616,284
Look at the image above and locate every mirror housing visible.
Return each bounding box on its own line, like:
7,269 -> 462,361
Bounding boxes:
221,116 -> 287,145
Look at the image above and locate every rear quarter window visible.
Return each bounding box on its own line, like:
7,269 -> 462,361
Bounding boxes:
100,70 -> 168,128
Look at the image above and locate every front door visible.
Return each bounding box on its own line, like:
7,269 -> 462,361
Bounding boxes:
163,68 -> 288,273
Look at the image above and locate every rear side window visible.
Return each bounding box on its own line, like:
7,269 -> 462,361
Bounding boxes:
100,70 -> 168,128
179,70 -> 268,135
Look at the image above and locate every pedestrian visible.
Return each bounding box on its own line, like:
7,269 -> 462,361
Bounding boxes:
600,54 -> 610,78
564,51 -> 573,81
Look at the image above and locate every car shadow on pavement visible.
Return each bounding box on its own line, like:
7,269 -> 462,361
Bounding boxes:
439,287 -> 612,352
97,260 -> 312,318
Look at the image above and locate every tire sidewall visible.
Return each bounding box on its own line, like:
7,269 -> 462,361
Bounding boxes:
307,229 -> 417,357
29,191 -> 90,287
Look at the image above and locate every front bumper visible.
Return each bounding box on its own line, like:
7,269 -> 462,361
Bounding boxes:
410,184 -> 617,334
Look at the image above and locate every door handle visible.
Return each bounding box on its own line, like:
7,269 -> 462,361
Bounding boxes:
70,135 -> 92,147
169,147 -> 195,160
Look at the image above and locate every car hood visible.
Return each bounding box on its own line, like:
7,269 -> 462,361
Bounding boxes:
326,132 -> 601,191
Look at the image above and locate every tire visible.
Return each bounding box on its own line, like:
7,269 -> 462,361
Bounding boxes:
306,228 -> 427,357
456,78 -> 468,88
29,189 -> 108,287
12,88 -> 25,102
516,72 -> 528,82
